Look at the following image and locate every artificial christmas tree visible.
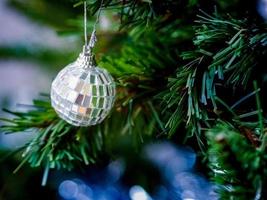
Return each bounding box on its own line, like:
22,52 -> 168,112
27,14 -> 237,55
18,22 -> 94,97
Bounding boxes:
0,0 -> 266,199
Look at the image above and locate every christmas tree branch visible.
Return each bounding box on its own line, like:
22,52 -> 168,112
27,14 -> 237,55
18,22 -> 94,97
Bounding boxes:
0,96 -> 104,177
160,11 -> 267,144
0,92 -> 164,182
207,121 -> 267,199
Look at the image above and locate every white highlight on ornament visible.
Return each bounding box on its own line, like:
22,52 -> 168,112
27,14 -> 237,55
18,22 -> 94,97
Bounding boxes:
51,51 -> 116,126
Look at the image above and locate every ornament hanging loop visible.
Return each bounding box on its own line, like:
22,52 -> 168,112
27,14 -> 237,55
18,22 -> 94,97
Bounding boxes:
83,0 -> 104,52
84,1 -> 88,46
82,0 -> 104,67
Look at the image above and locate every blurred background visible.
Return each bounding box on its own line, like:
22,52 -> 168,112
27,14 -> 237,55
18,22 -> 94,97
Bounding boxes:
0,0 -> 81,148
0,0 -> 88,199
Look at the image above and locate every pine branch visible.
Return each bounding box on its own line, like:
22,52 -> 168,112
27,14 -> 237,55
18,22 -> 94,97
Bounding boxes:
206,83 -> 267,199
74,0 -> 200,29
159,11 -> 267,144
0,91 -> 165,184
207,121 -> 267,199
0,97 -> 102,172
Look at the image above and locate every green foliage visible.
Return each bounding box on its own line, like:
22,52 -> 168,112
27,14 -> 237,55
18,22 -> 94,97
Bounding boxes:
194,11 -> 267,87
0,96 -> 101,171
100,31 -> 178,104
74,0 -> 200,28
205,82 -> 267,199
9,0 -> 80,28
160,10 -> 267,143
207,121 -> 267,199
0,92 -> 164,185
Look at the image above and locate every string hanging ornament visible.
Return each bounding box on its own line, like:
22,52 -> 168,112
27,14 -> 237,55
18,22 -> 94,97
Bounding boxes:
50,1 -> 116,126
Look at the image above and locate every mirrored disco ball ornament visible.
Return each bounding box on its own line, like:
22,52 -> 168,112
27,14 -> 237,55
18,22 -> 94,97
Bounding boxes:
51,46 -> 116,126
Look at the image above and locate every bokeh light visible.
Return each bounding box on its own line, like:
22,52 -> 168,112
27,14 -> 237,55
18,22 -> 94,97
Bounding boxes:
129,185 -> 152,200
144,142 -> 196,180
258,0 -> 267,20
59,180 -> 79,199
57,142 -> 218,200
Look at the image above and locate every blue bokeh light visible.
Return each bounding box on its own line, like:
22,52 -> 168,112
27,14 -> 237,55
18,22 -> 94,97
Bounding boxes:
258,0 -> 267,20
59,180 -> 79,199
58,142 -> 218,200
129,185 -> 152,200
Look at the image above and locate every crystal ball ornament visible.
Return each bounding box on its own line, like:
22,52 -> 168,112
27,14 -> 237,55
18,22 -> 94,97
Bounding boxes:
51,46 -> 116,126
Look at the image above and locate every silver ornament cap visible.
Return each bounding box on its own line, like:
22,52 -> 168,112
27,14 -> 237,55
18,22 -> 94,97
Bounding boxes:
50,46 -> 116,126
